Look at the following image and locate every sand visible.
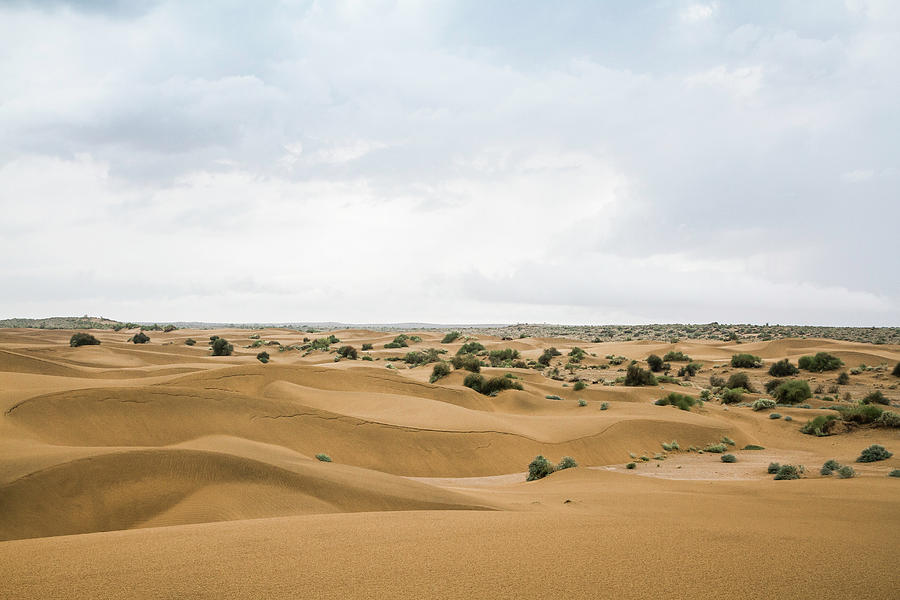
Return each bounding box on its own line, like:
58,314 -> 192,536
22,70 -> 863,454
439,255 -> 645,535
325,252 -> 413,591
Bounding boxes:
1,328 -> 898,598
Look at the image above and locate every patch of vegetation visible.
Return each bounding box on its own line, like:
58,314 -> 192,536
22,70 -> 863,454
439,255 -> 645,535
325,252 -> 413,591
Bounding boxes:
889,470 -> 900,478
798,352 -> 843,372
800,414 -> 839,437
404,348 -> 443,366
568,347 -> 586,362
878,411 -> 900,428
662,351 -> 691,362
545,394 -> 562,401
573,381 -> 586,391
709,375 -> 726,388
743,445 -> 765,450
861,390 -> 888,405
385,334 -> 410,349
132,332 -> 150,344
211,337 -> 233,356
654,393 -> 698,411
441,331 -> 461,344
661,440 -> 679,451
725,372 -> 754,392
69,332 -> 100,347
538,347 -> 562,366
430,361 -> 451,383
624,363 -> 657,386
451,354 -> 481,372
752,398 -> 776,411
527,455 -> 555,481
837,465 -> 856,479
704,443 -> 727,453
464,374 -> 523,396
721,436 -> 735,446
315,453 -> 332,462
768,359 -> 799,377
821,459 -> 842,475
836,371 -> 850,385
767,462 -> 781,474
784,415 -> 793,422
361,343 -> 374,351
488,348 -> 520,366
185,338 -> 196,346
557,456 -> 578,471
626,462 -> 636,469
721,454 -> 737,463
578,399 -> 587,407
600,401 -> 609,410
893,362 -> 900,377
677,362 -> 702,377
310,335 -> 340,350
337,345 -> 359,360
772,380 -> 812,404
256,351 -> 269,364
646,354 -> 667,372
774,464 -> 804,480
857,444 -> 893,463
731,353 -> 762,368
834,403 -> 883,424
769,412 -> 782,419
721,388 -> 744,404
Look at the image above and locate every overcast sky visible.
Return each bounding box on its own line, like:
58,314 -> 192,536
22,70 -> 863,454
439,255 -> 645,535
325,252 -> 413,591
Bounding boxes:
1,1 -> 898,325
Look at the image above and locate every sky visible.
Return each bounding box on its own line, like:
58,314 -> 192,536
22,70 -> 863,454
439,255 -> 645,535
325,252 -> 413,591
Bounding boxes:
1,0 -> 898,325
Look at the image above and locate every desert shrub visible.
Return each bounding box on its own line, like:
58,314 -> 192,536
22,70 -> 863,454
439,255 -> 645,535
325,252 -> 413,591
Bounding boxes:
361,343 -> 374,351
764,379 -> 784,394
209,335 -> 219,342
256,351 -> 270,364
677,362 -> 702,377
578,399 -> 587,407
704,443 -> 727,453
798,352 -> 843,372
836,371 -> 850,385
743,445 -> 765,450
545,394 -> 563,400
661,440 -> 679,451
773,380 -> 812,404
752,398 -> 777,411
877,411 -> 900,428
451,354 -> 481,372
441,331 -> 460,344
857,444 -> 893,463
821,459 -> 842,475
568,347 -> 586,362
538,347 -> 562,366
211,337 -> 233,356
556,456 -> 578,471
600,401 -> 609,410
800,414 -> 838,437
656,375 -> 679,384
457,341 -> 485,355
479,376 -> 523,396
624,363 -> 657,387
655,393 -> 697,411
527,455 -> 555,481
722,436 -> 735,446
647,354 -> 666,372
784,415 -> 793,422
488,348 -> 520,366
337,345 -> 359,360
861,390 -> 888,405
837,465 -> 856,479
769,412 -> 782,419
384,334 -> 409,349
404,348 -> 442,366
430,362 -> 451,383
626,462 -> 636,469
163,325 -> 176,333
573,381 -> 586,391
774,464 -> 804,480
767,462 -> 781,474
721,454 -> 737,463
249,333 -> 260,339
132,332 -> 150,344
361,355 -> 373,361
663,351 -> 691,362
463,373 -> 485,392
731,353 -> 762,368
709,375 -> 726,388
721,388 -> 744,404
725,372 -> 754,392
310,336 -> 338,350
69,332 -> 100,347
893,362 -> 900,377
889,470 -> 900,478
768,359 -> 799,377
835,403 -> 883,424
185,338 -> 196,346
315,453 -> 332,462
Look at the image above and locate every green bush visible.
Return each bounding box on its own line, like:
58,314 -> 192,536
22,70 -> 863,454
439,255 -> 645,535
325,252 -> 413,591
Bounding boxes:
538,347 -> 562,366
624,363 -> 657,386
764,379 -> 784,394
721,388 -> 744,404
568,347 -> 586,362
861,390 -> 888,405
626,462 -> 636,469
837,465 -> 856,479
654,393 -> 697,411
185,338 -> 196,346
798,352 -> 843,372
69,332 -> 100,347
132,332 -> 150,344
361,343 -> 374,351
704,443 -> 727,453
480,376 -> 523,396
768,359 -> 799,377
463,373 -> 484,392
457,341 -> 485,355
835,403 -> 883,424
430,362 -> 451,383
769,412 -> 782,419
573,381 -> 586,391
546,394 -> 562,400
578,399 -> 587,407
310,336 -> 338,350
709,375 -> 726,388
663,351 -> 691,362
211,337 -> 233,356
889,469 -> 900,478
731,353 -> 762,368
677,362 -> 702,377
404,348 -> 442,366
527,455 -> 555,481
315,453 -> 332,462
647,354 -> 666,372
600,401 -> 609,410
721,454 -> 737,463
773,380 -> 812,404
784,415 -> 793,422
725,372 -> 754,392
556,456 -> 578,471
877,411 -> 900,428
774,464 -> 804,480
743,445 -> 765,450
451,354 -> 481,372
722,436 -> 735,446
767,462 -> 781,474
892,362 -> 900,377
488,348 -> 520,366
256,351 -> 270,364
836,371 -> 850,385
752,398 -> 777,411
661,440 -> 679,451
337,346 -> 358,360
800,414 -> 838,437
821,459 -> 842,475
441,331 -> 460,344
857,444 -> 893,463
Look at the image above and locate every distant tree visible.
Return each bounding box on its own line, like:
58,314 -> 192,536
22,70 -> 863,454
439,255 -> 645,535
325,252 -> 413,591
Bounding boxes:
211,337 -> 233,356
256,351 -> 270,364
731,353 -> 762,368
69,332 -> 100,347
624,363 -> 657,386
768,359 -> 799,377
646,354 -> 665,372
337,345 -> 358,360
798,352 -> 843,372
185,338 -> 196,346
441,331 -> 461,344
132,332 -> 150,344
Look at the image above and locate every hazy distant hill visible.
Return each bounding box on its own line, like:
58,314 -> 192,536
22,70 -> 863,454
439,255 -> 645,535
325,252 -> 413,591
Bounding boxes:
0,316 -> 121,329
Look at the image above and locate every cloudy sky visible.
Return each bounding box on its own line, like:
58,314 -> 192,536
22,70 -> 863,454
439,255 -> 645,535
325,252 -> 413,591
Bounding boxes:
1,1 -> 898,325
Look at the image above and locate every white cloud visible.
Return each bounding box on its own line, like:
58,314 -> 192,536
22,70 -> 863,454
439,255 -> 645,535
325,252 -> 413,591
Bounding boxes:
680,2 -> 718,23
